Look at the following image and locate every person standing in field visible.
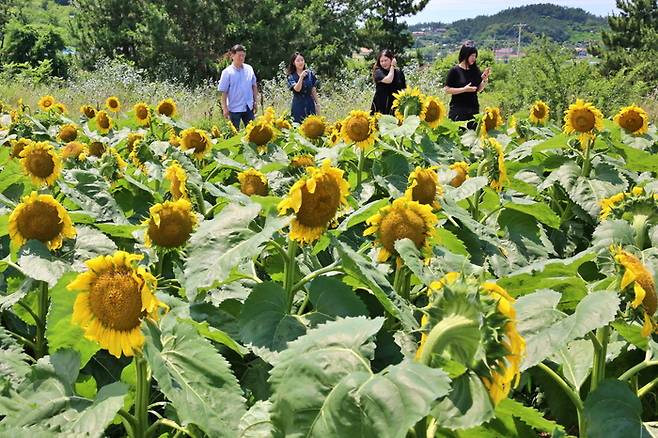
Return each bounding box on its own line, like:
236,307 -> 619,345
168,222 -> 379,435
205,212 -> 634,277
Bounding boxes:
444,42 -> 490,130
370,49 -> 407,115
287,52 -> 320,124
219,44 -> 259,131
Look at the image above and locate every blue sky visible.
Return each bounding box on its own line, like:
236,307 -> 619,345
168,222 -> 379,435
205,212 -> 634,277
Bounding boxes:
404,0 -> 620,24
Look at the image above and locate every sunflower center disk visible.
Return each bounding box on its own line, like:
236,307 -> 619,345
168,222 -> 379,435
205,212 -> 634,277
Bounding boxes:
573,110 -> 595,132
379,209 -> 426,252
621,114 -> 643,133
148,208 -> 194,248
296,176 -> 340,228
425,103 -> 440,122
186,133 -> 206,153
346,117 -> 370,142
25,151 -> 55,178
412,175 -> 437,205
89,142 -> 106,157
17,201 -> 63,242
533,107 -> 546,118
303,121 -> 325,139
90,270 -> 142,331
241,176 -> 267,196
250,125 -> 273,146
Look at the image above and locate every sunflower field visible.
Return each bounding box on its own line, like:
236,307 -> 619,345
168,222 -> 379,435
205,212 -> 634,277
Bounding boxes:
0,88 -> 657,438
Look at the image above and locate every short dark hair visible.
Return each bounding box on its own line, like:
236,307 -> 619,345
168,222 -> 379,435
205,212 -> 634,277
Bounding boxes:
458,42 -> 478,63
229,44 -> 246,54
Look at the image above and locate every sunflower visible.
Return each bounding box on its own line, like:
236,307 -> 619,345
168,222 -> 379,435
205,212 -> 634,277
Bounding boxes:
88,141 -> 106,157
144,199 -> 198,249
263,106 -> 276,123
529,100 -> 550,125
563,99 -> 604,146
169,132 -> 181,147
238,168 -> 268,196
156,98 -> 177,118
480,107 -> 504,137
133,102 -> 150,126
290,154 -> 315,169
58,124 -> 78,142
341,110 -> 377,149
164,161 -> 188,200
95,110 -> 113,134
483,137 -> 507,191
126,133 -> 143,153
364,197 -> 437,263
38,95 -> 56,111
107,147 -> 128,170
8,191 -> 76,250
105,96 -> 121,113
422,96 -> 445,129
276,118 -> 292,131
19,141 -> 61,186
613,105 -> 649,135
300,115 -> 327,140
68,251 -> 165,358
612,246 -> 657,336
54,103 -> 68,114
392,87 -> 427,121
405,167 -> 443,209
449,162 -> 469,188
278,160 -> 350,244
211,125 -> 222,139
244,118 -> 277,148
179,128 -> 212,159
599,187 -> 658,223
61,141 -> 88,161
80,105 -> 96,119
9,138 -> 33,159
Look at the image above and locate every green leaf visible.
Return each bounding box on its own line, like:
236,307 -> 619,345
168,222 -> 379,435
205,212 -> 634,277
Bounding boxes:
239,400 -> 274,438
434,228 -> 470,256
395,238 -> 434,286
432,371 -> 495,430
17,241 -> 70,287
532,133 -> 569,153
181,318 -> 247,356
184,204 -> 290,298
0,157 -> 27,194
503,200 -> 561,229
611,321 -> 648,350
584,379 -> 650,438
446,176 -> 488,202
73,226 -> 117,267
516,290 -> 619,370
65,382 -> 128,436
93,223 -> 141,239
238,282 -> 306,363
46,272 -> 100,367
337,198 -> 389,231
58,168 -> 128,223
143,316 -> 246,437
592,220 -> 636,252
496,398 -> 564,433
608,141 -> 658,173
307,276 -> 369,323
334,239 -> 418,329
569,176 -> 619,218
0,327 -> 32,390
552,339 -> 594,390
0,214 -> 8,238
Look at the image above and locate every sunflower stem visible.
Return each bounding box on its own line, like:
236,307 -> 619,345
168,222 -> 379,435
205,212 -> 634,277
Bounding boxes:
638,375 -> 658,398
580,136 -> 593,178
192,185 -> 207,217
356,147 -> 365,188
134,354 -> 151,438
34,281 -> 49,359
284,239 -> 298,313
590,325 -> 610,393
117,408 -> 137,438
291,260 -> 341,294
537,362 -> 586,437
618,360 -> 658,381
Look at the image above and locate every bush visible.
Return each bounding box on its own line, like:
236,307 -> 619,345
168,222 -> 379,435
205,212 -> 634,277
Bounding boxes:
1,20 -> 69,78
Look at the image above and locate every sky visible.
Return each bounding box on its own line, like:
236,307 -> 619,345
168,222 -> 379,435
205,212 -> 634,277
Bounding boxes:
404,0 -> 620,24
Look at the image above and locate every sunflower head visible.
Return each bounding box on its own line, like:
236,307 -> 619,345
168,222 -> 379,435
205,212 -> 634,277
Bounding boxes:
133,102 -> 151,126
614,105 -> 649,135
9,138 -> 34,159
300,115 -> 327,140
156,98 -> 177,118
276,118 -> 292,131
211,125 -> 222,139
105,96 -> 121,112
238,168 -> 268,196
61,141 -> 88,161
480,107 -> 504,137
54,103 -> 67,114
145,199 -> 198,249
341,110 -> 377,149
58,124 -> 78,142
88,141 -> 107,157
364,197 -> 437,263
422,96 -> 445,129
290,154 -> 315,169
563,99 -> 604,145
95,110 -> 113,134
600,187 -> 658,222
529,100 -> 550,125
80,105 -> 96,119
19,141 -> 61,186
126,133 -> 144,153
405,167 -> 442,209
263,106 -> 276,123
278,160 -> 350,244
38,95 -> 56,111
9,191 -> 76,250
244,118 -> 277,147
67,251 -> 165,358
180,128 -> 212,159
392,87 -> 427,121
164,160 -> 188,200
449,162 -> 469,188
483,137 -> 507,191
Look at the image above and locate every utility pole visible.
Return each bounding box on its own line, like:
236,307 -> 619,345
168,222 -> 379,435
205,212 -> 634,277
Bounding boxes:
516,23 -> 526,57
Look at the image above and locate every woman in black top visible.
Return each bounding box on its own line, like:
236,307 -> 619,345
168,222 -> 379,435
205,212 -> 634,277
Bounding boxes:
444,43 -> 490,130
371,49 -> 406,115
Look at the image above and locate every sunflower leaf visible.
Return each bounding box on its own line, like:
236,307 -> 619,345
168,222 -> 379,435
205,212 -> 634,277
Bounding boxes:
584,379 -> 650,438
431,370 -> 495,430
143,315 -> 246,438
58,168 -> 128,223
239,400 -> 275,438
17,240 -> 70,287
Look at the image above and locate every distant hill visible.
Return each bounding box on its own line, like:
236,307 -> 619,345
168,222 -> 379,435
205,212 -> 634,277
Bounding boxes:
409,3 -> 608,53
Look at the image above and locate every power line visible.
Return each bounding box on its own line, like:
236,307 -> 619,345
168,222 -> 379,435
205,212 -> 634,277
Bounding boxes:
516,23 -> 527,56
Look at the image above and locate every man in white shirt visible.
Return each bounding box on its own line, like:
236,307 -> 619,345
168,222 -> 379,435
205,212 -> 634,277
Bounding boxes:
218,44 -> 259,130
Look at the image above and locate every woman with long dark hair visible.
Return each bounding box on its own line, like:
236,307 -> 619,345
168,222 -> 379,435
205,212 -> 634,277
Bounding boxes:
370,49 -> 406,115
444,42 -> 490,129
287,52 -> 320,124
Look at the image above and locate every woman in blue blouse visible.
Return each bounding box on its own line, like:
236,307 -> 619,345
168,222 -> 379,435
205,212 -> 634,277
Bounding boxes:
287,52 -> 320,124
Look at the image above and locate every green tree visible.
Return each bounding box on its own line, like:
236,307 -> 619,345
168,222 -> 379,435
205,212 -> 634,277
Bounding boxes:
360,0 -> 430,56
1,20 -> 68,77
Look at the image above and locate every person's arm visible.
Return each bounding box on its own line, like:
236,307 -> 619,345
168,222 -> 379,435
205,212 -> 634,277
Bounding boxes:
445,84 -> 477,95
477,67 -> 490,93
221,92 -> 229,118
293,71 -> 307,92
218,69 -> 230,118
379,68 -> 395,84
251,69 -> 258,113
311,87 -> 320,114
